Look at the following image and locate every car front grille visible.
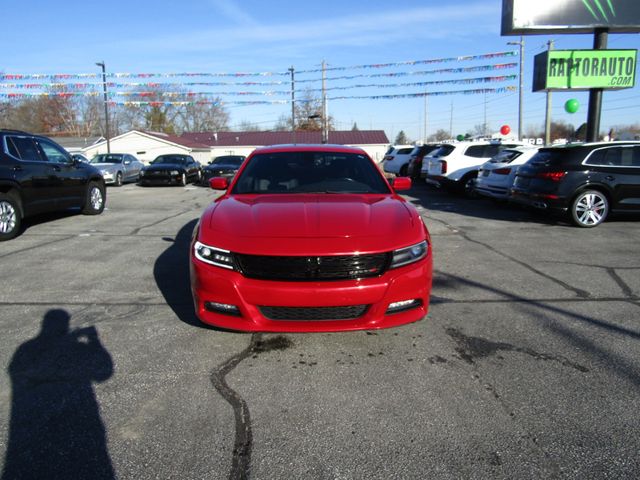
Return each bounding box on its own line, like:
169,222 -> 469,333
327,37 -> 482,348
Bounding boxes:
234,252 -> 391,281
259,305 -> 369,321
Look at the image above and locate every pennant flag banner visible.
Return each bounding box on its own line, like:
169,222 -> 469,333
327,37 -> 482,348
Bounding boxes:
0,51 -> 517,82
297,51 -> 518,73
297,63 -> 518,83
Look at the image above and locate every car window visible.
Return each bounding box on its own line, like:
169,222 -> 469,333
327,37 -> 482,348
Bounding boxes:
633,147 -> 640,167
490,150 -> 521,163
431,145 -> 455,157
233,151 -> 390,195
465,145 -> 488,158
397,148 -> 414,155
6,136 -> 45,162
585,147 -> 625,166
38,139 -> 71,163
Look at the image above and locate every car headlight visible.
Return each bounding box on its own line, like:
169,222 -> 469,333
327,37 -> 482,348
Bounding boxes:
194,241 -> 235,269
140,170 -> 146,176
171,170 -> 179,175
389,241 -> 428,269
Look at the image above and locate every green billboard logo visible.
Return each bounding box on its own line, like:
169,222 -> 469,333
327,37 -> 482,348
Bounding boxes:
582,0 -> 616,21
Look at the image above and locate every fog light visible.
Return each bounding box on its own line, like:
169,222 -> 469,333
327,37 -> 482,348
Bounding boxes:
386,299 -> 421,314
205,301 -> 241,316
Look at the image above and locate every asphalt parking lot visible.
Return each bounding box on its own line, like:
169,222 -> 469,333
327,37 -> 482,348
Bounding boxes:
1,181 -> 639,479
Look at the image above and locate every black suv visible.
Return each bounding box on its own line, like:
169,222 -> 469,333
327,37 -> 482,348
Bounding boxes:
0,129 -> 106,240
510,142 -> 640,227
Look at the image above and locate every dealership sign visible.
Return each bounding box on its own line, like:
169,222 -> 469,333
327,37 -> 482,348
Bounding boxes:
533,49 -> 637,91
502,0 -> 640,35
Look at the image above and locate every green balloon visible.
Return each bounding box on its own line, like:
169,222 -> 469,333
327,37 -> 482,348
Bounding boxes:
456,134 -> 465,141
565,99 -> 579,114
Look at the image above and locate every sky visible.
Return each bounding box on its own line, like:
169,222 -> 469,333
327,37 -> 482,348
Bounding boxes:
2,0 -> 640,143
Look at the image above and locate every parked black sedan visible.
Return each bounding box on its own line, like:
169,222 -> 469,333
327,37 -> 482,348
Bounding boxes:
510,142 -> 640,227
139,154 -> 202,186
201,155 -> 246,185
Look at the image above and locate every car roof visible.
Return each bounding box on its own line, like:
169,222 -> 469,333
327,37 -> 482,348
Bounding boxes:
541,141 -> 640,152
250,144 -> 368,155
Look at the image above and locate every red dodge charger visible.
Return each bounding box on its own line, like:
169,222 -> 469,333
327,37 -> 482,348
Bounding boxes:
190,144 -> 432,332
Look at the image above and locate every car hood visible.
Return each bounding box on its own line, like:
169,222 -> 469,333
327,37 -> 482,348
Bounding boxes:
198,194 -> 425,256
145,163 -> 185,171
91,162 -> 120,170
204,163 -> 238,170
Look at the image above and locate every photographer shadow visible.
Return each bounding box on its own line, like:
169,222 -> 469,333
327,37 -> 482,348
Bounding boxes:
2,309 -> 115,480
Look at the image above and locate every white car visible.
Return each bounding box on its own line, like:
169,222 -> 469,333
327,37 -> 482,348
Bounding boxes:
474,147 -> 540,201
382,145 -> 415,176
421,140 -> 524,196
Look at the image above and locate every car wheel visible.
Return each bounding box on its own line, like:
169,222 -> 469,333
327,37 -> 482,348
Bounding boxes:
82,182 -> 106,215
570,190 -> 609,228
460,172 -> 478,198
0,192 -> 22,241
115,172 -> 123,187
180,173 -> 187,186
399,164 -> 409,177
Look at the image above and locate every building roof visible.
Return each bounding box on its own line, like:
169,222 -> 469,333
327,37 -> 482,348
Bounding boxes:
142,131 -> 211,150
50,136 -> 105,149
180,130 -> 389,147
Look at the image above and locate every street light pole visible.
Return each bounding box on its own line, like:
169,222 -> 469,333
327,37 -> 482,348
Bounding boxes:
507,37 -> 524,141
96,61 -> 111,154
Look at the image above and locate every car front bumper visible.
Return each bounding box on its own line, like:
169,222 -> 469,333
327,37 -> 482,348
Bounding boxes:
190,254 -> 432,332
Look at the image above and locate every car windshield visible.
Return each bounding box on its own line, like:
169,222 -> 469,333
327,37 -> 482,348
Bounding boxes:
232,151 -> 391,194
90,155 -> 122,164
211,156 -> 244,166
153,156 -> 187,165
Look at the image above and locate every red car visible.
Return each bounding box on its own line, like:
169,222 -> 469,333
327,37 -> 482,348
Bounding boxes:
190,144 -> 432,332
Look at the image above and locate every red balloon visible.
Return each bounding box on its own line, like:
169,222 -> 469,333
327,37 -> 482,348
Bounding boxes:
500,125 -> 511,135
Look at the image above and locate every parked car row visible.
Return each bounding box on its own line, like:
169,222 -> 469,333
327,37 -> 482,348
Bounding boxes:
0,129 -> 251,241
419,140 -> 640,228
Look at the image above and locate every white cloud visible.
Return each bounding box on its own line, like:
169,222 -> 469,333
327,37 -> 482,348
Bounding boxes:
116,3 -> 500,57
207,0 -> 258,26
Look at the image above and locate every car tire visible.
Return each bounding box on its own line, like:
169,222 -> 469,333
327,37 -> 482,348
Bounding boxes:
115,172 -> 123,187
0,192 -> 22,241
180,173 -> 187,186
82,182 -> 106,215
570,190 -> 609,228
460,172 -> 478,198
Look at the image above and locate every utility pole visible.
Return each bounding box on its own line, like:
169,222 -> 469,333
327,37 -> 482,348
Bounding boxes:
507,36 -> 525,140
587,29 -> 608,142
544,40 -> 554,146
96,61 -> 111,153
321,60 -> 328,144
423,92 -> 428,142
449,101 -> 453,139
289,66 -> 296,144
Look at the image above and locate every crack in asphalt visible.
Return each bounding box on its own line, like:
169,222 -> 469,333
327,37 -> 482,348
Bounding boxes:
129,210 -> 195,236
210,334 -> 293,480
425,213 -> 591,299
445,327 -> 590,372
443,326 -> 580,476
0,235 -> 76,259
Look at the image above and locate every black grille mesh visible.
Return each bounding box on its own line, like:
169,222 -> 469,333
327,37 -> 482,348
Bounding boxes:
259,305 -> 369,321
234,252 -> 390,281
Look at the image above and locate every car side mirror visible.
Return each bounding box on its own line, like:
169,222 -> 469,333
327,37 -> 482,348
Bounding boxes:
390,177 -> 411,191
210,177 -> 229,190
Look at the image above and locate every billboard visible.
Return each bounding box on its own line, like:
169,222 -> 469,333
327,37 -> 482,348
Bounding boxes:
533,49 -> 637,91
502,0 -> 640,35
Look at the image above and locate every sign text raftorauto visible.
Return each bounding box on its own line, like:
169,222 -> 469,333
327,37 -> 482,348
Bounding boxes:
533,49 -> 637,91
